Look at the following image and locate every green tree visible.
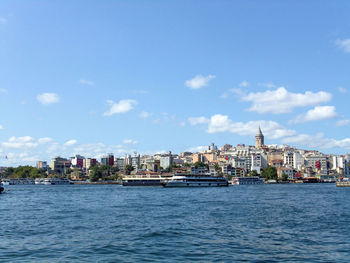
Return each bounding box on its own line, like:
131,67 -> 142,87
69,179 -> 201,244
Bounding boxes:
226,174 -> 233,180
248,170 -> 258,177
65,168 -> 73,176
89,166 -> 102,182
261,166 -> 277,180
194,162 -> 209,169
125,164 -> 134,175
281,173 -> 289,181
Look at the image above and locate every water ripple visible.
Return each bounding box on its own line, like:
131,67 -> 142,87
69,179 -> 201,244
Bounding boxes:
1,184 -> 350,262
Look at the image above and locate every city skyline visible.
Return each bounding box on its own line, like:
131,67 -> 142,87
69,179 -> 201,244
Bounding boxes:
1,1 -> 350,166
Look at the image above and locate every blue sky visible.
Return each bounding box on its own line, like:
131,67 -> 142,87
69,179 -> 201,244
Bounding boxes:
1,1 -> 350,165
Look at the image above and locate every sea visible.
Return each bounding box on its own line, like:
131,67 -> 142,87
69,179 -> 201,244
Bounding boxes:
1,184 -> 350,262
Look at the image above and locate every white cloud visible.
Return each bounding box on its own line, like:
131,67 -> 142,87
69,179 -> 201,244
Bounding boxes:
2,136 -> 38,149
37,93 -> 60,105
185,74 -> 216,90
336,38 -> 350,53
139,111 -> 151,118
241,87 -> 332,114
0,88 -> 8,94
282,133 -> 350,149
188,116 -> 209,125
220,88 -> 244,99
0,125 -> 3,130
186,146 -> 207,152
259,82 -> 277,88
103,99 -> 137,116
133,89 -> 148,94
206,114 -> 296,139
336,119 -> 350,127
123,139 -> 138,145
190,114 -> 295,139
64,139 -> 77,146
291,106 -> 338,123
338,86 -> 347,94
179,121 -> 186,127
38,137 -> 53,144
0,17 -> 7,24
79,78 -> 94,86
239,80 -> 249,87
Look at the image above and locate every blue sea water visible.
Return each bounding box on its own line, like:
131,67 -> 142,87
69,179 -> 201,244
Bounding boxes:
1,184 -> 350,262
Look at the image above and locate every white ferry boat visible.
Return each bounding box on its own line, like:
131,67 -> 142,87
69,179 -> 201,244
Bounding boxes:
231,177 -> 265,185
6,178 -> 35,185
35,178 -> 73,185
122,174 -> 169,186
163,173 -> 229,187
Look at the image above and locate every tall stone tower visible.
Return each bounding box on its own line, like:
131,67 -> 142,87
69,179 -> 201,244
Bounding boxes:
255,126 -> 264,149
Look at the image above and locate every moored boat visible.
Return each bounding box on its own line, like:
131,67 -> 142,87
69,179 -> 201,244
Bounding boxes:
0,176 -> 4,193
336,178 -> 350,187
36,178 -> 73,185
230,176 -> 265,185
162,173 -> 229,187
122,175 -> 166,186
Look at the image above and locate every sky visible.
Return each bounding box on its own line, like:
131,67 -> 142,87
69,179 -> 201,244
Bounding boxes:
1,0 -> 350,166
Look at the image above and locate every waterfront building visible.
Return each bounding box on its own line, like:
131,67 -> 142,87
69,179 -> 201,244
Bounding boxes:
114,158 -> 125,170
251,153 -> 267,173
283,151 -> 303,170
179,152 -> 193,164
131,153 -> 141,170
208,142 -> 218,152
160,152 -> 173,169
277,167 -> 295,179
193,153 -> 204,163
85,158 -> 97,169
221,144 -> 233,151
101,154 -> 114,166
36,161 -> 47,170
71,155 -> 85,168
209,165 -> 219,176
221,164 -> 233,175
191,166 -> 208,175
332,156 -> 350,177
304,154 -> 328,176
49,157 -> 71,174
101,156 -> 108,166
124,154 -> 132,166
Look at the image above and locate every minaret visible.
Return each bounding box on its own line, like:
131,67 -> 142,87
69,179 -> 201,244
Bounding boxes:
255,126 -> 264,149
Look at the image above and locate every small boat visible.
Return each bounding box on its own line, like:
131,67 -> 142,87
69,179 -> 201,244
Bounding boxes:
230,176 -> 265,185
336,178 -> 350,187
36,178 -> 73,185
162,173 -> 229,187
0,176 -> 4,194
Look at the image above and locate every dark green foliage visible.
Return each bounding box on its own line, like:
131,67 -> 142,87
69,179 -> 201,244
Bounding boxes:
89,165 -> 120,181
3,166 -> 46,179
281,173 -> 289,181
261,166 -> 278,180
248,170 -> 258,177
194,162 -> 209,169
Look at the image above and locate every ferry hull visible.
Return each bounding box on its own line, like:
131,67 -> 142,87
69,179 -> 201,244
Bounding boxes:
122,180 -> 163,186
163,181 -> 229,187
